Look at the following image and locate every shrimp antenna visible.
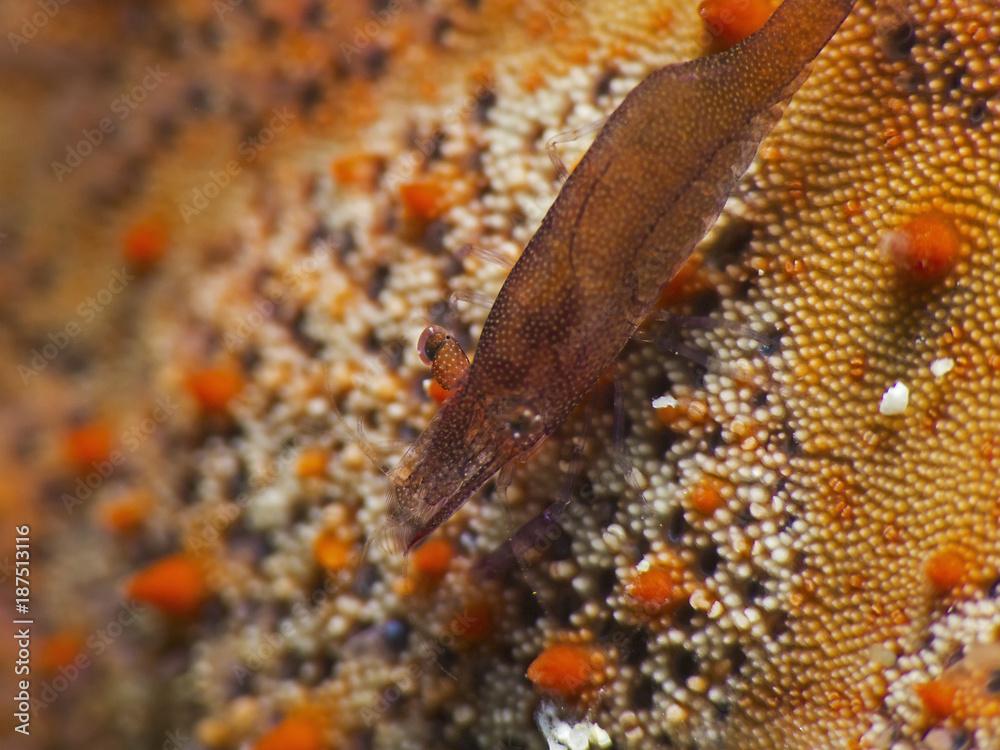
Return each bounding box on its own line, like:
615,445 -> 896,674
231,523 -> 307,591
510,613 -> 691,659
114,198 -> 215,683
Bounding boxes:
363,487 -> 427,564
455,243 -> 515,270
613,375 -> 649,502
334,410 -> 417,563
329,404 -> 393,478
362,511 -> 408,563
449,289 -> 494,311
546,116 -> 608,181
329,403 -> 429,562
647,312 -> 777,390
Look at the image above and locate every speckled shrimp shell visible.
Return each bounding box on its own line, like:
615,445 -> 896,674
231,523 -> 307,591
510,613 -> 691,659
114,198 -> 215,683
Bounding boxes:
387,0 -> 857,553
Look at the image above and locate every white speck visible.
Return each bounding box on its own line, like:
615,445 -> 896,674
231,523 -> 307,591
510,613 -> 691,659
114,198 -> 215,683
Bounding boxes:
590,726 -> 612,748
929,358 -> 954,378
665,704 -> 688,723
652,394 -> 678,409
536,703 -> 613,750
771,546 -> 791,565
879,382 -> 909,416
868,644 -> 897,667
556,723 -> 590,750
924,728 -> 957,750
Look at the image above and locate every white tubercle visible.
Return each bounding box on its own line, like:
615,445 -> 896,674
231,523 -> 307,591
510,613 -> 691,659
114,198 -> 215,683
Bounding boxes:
879,382 -> 910,416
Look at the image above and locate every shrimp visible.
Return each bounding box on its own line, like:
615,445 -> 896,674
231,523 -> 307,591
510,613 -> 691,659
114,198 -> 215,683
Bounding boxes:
386,0 -> 858,552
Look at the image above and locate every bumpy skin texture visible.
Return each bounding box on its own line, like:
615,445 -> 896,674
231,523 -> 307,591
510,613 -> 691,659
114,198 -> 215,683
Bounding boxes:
388,0 -> 856,552
2,1 -> 999,749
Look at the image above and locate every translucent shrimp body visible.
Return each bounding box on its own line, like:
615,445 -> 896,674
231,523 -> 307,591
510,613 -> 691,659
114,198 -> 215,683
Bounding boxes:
388,0 -> 857,552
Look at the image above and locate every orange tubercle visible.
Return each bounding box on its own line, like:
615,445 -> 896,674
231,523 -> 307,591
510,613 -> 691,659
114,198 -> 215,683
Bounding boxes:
916,679 -> 957,718
330,153 -> 381,191
427,378 -> 454,404
521,69 -> 546,93
647,8 -> 674,34
38,630 -> 85,674
560,40 -> 592,66
689,477 -> 726,515
523,10 -> 554,40
64,420 -> 114,472
450,601 -> 494,643
123,216 -> 169,267
884,212 -> 961,283
96,489 -> 151,534
313,530 -> 354,572
628,566 -> 685,611
526,644 -> 593,698
400,179 -> 450,221
254,714 -> 325,750
699,0 -> 775,50
411,538 -> 454,579
185,364 -> 245,412
296,448 -> 329,479
126,554 -> 208,617
924,547 -> 969,593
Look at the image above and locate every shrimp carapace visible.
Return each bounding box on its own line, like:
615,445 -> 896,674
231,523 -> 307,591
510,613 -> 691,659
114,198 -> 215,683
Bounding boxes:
387,0 -> 858,552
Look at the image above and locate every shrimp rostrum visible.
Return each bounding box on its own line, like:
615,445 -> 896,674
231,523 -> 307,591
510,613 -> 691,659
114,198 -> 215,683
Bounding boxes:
387,0 -> 857,552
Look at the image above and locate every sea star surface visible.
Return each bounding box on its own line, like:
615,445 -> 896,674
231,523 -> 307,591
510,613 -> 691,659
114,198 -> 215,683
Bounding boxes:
0,1 -> 997,749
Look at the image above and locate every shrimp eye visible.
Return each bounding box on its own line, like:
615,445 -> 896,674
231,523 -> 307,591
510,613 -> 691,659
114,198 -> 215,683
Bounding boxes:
417,325 -> 446,366
417,325 -> 471,391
